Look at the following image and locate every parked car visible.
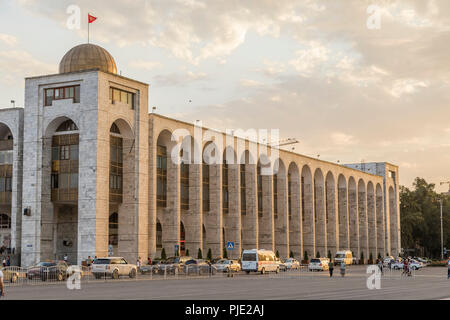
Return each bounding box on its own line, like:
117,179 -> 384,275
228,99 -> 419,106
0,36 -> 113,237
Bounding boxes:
162,256 -> 193,274
390,261 -> 404,270
1,267 -> 26,283
276,258 -> 287,272
308,258 -> 330,271
91,257 -> 137,279
139,260 -> 162,275
27,261 -> 69,281
409,259 -> 423,270
214,259 -> 241,273
184,259 -> 214,275
282,258 -> 300,270
334,251 -> 353,266
383,257 -> 395,267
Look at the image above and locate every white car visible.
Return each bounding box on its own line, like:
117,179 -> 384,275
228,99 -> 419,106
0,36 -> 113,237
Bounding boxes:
390,261 -> 404,270
92,257 -> 137,279
308,258 -> 330,271
214,260 -> 241,272
283,258 -> 300,270
409,260 -> 423,270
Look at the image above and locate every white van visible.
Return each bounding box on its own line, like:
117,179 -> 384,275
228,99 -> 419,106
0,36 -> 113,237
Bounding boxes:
241,249 -> 280,274
334,251 -> 353,266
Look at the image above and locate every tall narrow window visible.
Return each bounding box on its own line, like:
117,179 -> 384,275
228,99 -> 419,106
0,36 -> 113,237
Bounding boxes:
257,166 -> 262,217
325,181 -> 329,223
110,134 -> 123,203
202,161 -> 210,212
222,160 -> 229,214
240,164 -> 246,215
180,161 -> 189,210
273,174 -> 278,219
157,146 -> 167,208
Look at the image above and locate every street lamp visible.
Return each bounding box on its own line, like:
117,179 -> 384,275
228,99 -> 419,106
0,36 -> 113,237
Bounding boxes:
439,198 -> 444,260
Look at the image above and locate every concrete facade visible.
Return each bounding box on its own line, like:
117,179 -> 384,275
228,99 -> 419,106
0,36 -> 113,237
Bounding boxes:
0,45 -> 401,267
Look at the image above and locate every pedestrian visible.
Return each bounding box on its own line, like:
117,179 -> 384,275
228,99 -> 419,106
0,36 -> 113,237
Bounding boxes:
63,254 -> 68,263
377,259 -> 383,275
2,257 -> 5,268
0,267 -> 4,298
6,256 -> 10,267
87,256 -> 92,267
137,257 -> 142,270
328,260 -> 334,277
340,261 -> 346,277
447,258 -> 450,280
148,257 -> 152,265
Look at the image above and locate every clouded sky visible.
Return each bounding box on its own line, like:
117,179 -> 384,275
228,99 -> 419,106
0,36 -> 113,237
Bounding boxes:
1,0 -> 450,191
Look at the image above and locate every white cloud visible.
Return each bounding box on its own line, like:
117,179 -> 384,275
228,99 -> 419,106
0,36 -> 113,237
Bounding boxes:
240,79 -> 263,87
289,42 -> 329,77
390,79 -> 428,98
331,132 -> 358,146
0,34 -> 18,47
129,60 -> 163,71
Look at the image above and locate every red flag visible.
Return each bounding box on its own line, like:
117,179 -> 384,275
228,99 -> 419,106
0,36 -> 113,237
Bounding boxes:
88,14 -> 97,24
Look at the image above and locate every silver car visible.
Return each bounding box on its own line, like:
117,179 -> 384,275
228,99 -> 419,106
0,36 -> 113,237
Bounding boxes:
92,257 -> 137,279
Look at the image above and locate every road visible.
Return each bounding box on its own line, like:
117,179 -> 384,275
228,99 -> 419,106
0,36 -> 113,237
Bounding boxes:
3,266 -> 449,300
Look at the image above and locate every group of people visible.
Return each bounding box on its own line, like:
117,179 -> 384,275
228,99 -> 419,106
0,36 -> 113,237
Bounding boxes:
2,256 -> 11,268
327,260 -> 347,278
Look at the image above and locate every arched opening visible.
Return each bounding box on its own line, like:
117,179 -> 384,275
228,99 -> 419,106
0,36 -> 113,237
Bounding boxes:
301,165 -> 314,257
338,175 -> 348,250
0,123 -> 13,252
367,182 -> 376,261
326,172 -> 336,257
288,162 -> 301,259
376,184 -> 385,257
257,154 -> 273,251
108,119 -> 134,261
348,177 -> 358,257
45,117 -> 79,264
358,179 -> 367,263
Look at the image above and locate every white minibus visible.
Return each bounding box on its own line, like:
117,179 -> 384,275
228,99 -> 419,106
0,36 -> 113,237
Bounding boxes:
241,249 -> 280,274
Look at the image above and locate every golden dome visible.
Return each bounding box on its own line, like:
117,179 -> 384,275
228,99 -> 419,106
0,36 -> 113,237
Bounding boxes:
59,43 -> 117,74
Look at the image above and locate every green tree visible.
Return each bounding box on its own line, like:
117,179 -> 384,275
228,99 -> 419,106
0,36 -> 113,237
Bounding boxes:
185,249 -> 189,257
327,250 -> 332,260
276,250 -> 280,258
304,251 -> 309,262
360,251 -> 364,264
161,248 -> 167,260
198,248 -> 203,259
316,251 -> 320,258
223,247 -> 228,259
290,251 -> 294,258
207,248 -> 212,261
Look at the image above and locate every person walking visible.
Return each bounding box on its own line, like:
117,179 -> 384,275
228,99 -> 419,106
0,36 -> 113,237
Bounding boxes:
6,256 -> 10,267
2,257 -> 5,268
377,259 -> 383,275
447,258 -> 450,279
328,260 -> 334,277
63,254 -> 68,263
0,267 -> 5,298
340,261 -> 346,277
137,257 -> 142,271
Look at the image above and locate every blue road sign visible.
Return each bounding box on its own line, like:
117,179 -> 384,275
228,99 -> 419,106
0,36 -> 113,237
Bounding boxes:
227,241 -> 235,250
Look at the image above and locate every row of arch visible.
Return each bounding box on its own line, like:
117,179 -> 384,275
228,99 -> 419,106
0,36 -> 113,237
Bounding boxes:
155,129 -> 399,260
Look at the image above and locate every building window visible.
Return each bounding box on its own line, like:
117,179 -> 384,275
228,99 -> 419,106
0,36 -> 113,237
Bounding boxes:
257,166 -> 262,217
222,161 -> 229,214
157,146 -> 167,208
202,161 -> 210,212
109,212 -> 118,246
110,135 -> 123,203
180,162 -> 189,210
45,85 -> 80,106
0,214 -> 11,229
273,174 -> 278,219
240,164 -> 246,215
109,87 -> 135,109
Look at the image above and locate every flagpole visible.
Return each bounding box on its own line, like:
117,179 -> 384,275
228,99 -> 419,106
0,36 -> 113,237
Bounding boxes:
88,13 -> 90,43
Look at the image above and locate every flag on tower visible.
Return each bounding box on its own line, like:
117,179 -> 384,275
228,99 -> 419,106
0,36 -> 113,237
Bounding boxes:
88,14 -> 97,24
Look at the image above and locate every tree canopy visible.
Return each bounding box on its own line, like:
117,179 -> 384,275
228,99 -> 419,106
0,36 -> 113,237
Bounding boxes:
400,178 -> 450,258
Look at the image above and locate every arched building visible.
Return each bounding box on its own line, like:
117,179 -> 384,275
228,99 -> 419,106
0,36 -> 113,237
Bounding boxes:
0,44 -> 401,266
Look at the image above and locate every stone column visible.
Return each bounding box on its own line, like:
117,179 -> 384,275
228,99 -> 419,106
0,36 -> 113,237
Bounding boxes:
338,185 -> 349,250
348,186 -> 359,258
242,164 -> 258,250
275,173 -> 289,258
208,163 -> 222,258
314,180 -> 326,258
164,154 -> 180,257
376,191 -> 385,257
288,175 -> 302,259
358,188 -> 368,263
326,182 -> 337,257
185,163 -> 202,257
259,174 -> 274,251
227,163 -> 240,259
367,190 -> 377,260
302,179 -> 315,258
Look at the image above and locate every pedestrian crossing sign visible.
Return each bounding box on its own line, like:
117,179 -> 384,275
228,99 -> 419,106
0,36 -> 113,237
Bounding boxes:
227,241 -> 234,250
